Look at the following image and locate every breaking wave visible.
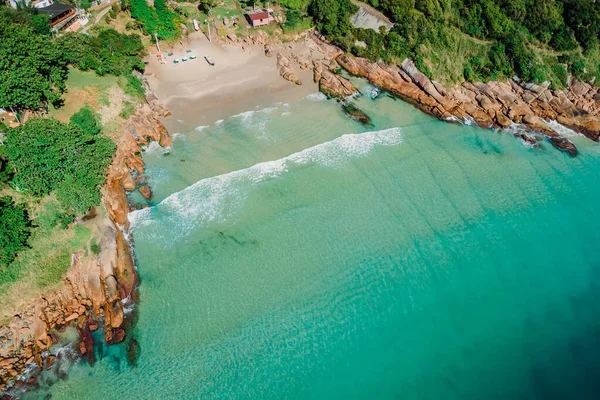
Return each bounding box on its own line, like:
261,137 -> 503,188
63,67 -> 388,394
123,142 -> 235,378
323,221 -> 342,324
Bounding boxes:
129,127 -> 404,234
544,120 -> 581,137
305,92 -> 327,101
142,141 -> 171,154
230,107 -> 277,122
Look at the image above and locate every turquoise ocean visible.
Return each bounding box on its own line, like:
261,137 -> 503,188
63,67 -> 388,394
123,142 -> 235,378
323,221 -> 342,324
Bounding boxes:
26,79 -> 600,399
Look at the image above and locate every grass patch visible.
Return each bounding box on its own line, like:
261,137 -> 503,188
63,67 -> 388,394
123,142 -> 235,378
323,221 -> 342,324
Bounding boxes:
419,27 -> 492,85
48,68 -> 119,122
66,68 -> 118,89
0,201 -> 92,292
118,73 -> 146,100
120,101 -> 137,119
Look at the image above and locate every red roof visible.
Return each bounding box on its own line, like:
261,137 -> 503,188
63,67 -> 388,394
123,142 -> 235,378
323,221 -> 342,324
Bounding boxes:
248,12 -> 269,21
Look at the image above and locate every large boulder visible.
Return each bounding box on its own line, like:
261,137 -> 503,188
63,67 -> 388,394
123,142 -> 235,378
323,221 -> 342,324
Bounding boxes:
318,68 -> 357,98
276,54 -> 302,85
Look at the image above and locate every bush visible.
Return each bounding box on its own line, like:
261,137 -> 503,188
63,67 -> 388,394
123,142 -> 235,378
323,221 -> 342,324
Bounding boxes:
572,60 -> 587,79
119,74 -> 146,100
283,9 -> 313,34
127,0 -> 180,40
0,197 -> 30,271
90,241 -> 100,254
70,106 -> 101,135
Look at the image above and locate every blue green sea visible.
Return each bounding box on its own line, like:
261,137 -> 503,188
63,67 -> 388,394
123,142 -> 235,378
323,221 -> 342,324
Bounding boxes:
26,79 -> 600,399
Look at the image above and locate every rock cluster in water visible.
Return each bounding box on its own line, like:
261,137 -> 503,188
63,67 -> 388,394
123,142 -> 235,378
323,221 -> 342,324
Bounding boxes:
257,33 -> 599,156
336,53 -> 600,156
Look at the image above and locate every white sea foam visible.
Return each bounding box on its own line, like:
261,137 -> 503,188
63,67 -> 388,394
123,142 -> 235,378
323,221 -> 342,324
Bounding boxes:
305,92 -> 327,101
142,141 -> 171,154
544,120 -> 581,137
129,128 -> 404,233
195,125 -> 209,132
230,107 -> 277,122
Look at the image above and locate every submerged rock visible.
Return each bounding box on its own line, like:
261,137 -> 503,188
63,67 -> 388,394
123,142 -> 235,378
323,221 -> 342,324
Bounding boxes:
342,103 -> 372,126
127,338 -> 140,366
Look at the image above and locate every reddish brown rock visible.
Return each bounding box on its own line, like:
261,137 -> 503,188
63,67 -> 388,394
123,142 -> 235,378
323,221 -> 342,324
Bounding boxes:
112,328 -> 126,344
318,68 -> 357,98
138,184 -> 152,200
276,53 -> 302,85
495,111 -> 512,128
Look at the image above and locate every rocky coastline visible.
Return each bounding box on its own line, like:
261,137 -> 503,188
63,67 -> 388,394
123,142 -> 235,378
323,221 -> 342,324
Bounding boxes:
0,88 -> 172,396
241,32 -> 600,156
2,26 -> 599,396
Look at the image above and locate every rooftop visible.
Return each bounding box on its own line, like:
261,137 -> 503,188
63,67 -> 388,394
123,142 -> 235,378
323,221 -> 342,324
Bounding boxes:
37,2 -> 73,19
247,11 -> 269,21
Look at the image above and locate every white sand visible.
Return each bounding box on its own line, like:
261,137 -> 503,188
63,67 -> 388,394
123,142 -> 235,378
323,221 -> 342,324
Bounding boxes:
145,32 -> 318,132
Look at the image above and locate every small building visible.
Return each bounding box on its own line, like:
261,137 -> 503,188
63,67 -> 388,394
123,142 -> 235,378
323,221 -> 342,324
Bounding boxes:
37,2 -> 77,32
245,9 -> 273,28
32,0 -> 53,8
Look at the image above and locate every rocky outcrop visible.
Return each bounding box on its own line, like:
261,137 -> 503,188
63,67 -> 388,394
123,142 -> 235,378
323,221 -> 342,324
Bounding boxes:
0,100 -> 171,393
335,50 -> 600,155
276,53 -> 302,85
314,62 -> 357,98
104,103 -> 169,228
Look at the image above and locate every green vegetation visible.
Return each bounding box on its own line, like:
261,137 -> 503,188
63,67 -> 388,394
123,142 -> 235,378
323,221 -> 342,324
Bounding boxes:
198,0 -> 217,13
0,9 -> 68,110
0,4 -> 157,296
0,7 -> 146,111
70,106 -> 102,136
282,9 -> 313,34
118,74 -> 146,100
125,0 -> 181,40
306,0 -> 600,86
4,114 -> 115,215
0,197 -> 30,275
59,28 -> 145,76
120,101 -> 137,119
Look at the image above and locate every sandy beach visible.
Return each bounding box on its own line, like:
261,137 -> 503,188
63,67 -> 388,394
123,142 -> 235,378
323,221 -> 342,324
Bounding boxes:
145,32 -> 318,133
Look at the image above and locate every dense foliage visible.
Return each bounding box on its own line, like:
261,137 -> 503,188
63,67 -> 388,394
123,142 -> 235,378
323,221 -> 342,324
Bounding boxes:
69,106 -> 101,136
126,0 -> 181,40
0,197 -> 30,270
0,8 -> 68,110
3,114 -> 115,215
59,28 -> 145,76
0,7 -> 146,110
306,0 -> 600,85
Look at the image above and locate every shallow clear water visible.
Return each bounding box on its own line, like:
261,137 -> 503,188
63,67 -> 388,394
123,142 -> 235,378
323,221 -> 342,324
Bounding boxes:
29,81 -> 600,399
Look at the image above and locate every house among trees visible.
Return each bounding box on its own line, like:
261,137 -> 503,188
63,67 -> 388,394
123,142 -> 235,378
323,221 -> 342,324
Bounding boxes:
37,1 -> 77,31
245,8 -> 273,28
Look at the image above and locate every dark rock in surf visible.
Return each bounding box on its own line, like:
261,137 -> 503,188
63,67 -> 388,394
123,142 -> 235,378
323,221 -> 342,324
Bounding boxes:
342,103 -> 372,126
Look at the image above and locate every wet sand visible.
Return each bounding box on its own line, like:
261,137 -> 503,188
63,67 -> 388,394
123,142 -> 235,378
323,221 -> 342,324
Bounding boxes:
145,32 -> 318,133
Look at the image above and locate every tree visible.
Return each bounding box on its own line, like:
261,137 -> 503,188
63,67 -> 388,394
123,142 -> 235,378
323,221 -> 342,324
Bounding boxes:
0,9 -> 68,110
198,0 -> 217,13
4,117 -> 115,214
59,29 -> 144,76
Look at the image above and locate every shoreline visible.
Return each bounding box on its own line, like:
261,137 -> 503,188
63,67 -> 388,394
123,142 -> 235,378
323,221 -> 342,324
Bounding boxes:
0,96 -> 172,395
2,26 -> 600,395
143,31 -> 319,133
